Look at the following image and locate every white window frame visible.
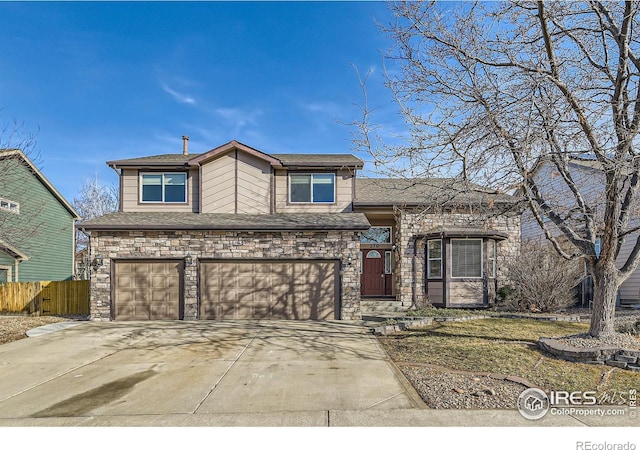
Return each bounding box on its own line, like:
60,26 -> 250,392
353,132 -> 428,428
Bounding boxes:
384,251 -> 392,274
451,238 -> 483,279
365,250 -> 382,258
288,172 -> 336,204
0,198 -> 19,214
488,240 -> 497,279
140,172 -> 187,204
427,239 -> 443,279
0,265 -> 12,283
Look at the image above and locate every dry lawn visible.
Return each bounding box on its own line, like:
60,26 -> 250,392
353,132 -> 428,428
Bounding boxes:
378,318 -> 640,394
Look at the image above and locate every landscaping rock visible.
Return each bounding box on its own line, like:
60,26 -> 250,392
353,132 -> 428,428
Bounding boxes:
605,360 -> 628,369
400,365 -> 525,409
614,353 -> 638,364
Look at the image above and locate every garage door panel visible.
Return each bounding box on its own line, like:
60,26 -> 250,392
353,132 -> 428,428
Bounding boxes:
236,275 -> 255,289
114,260 -> 182,321
200,260 -> 338,320
220,276 -> 237,289
253,305 -> 271,319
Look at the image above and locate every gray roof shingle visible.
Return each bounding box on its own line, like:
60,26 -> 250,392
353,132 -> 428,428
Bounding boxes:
107,152 -> 363,168
79,212 -> 371,231
271,154 -> 363,167
354,178 -> 516,206
107,154 -> 199,167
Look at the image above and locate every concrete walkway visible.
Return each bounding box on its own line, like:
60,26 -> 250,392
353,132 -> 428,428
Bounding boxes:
0,320 -> 637,427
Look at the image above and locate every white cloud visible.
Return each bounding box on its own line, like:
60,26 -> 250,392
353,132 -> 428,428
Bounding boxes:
161,82 -> 196,105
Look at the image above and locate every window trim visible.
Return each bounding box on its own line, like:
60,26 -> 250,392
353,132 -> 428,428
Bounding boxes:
487,239 -> 497,279
451,238 -> 483,279
384,251 -> 392,274
139,172 -> 188,204
427,239 -> 443,280
0,198 -> 19,214
366,250 -> 382,259
288,172 -> 336,204
360,226 -> 392,244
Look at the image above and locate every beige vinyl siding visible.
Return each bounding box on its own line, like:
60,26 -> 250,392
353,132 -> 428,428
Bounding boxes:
121,168 -> 199,212
201,153 -> 235,213
274,169 -> 353,212
236,151 -> 271,214
200,150 -> 271,214
448,281 -> 484,305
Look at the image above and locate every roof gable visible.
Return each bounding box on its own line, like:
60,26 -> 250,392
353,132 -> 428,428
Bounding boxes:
106,140 -> 364,170
0,150 -> 80,219
189,140 -> 282,167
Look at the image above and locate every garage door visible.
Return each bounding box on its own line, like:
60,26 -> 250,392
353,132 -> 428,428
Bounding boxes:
200,260 -> 338,320
114,260 -> 183,320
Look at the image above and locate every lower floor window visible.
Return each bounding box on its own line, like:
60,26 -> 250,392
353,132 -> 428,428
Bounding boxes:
451,239 -> 482,278
488,239 -> 497,278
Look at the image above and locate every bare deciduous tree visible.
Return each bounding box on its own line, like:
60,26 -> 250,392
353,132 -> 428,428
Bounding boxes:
353,1 -> 640,337
73,174 -> 118,280
0,115 -> 43,252
74,173 -> 119,250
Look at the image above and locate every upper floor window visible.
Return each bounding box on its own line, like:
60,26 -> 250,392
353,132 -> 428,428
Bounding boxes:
290,173 -> 335,203
0,198 -> 19,214
361,226 -> 392,244
141,173 -> 187,203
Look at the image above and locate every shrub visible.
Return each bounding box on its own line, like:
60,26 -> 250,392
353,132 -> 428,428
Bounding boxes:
502,241 -> 585,312
616,318 -> 640,336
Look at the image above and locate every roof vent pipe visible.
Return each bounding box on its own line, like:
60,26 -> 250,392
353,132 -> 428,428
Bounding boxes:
182,135 -> 189,156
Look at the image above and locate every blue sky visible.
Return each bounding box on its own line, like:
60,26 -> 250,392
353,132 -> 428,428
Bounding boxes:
0,1 -> 400,204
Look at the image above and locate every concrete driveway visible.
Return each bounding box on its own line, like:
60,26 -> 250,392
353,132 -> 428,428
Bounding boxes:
0,320 -> 423,426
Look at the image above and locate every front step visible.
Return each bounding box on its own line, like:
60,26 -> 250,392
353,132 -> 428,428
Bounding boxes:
360,300 -> 410,315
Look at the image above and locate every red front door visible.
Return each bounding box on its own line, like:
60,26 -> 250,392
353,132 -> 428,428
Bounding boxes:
361,250 -> 385,296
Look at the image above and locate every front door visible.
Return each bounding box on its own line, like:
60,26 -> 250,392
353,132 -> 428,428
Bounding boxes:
361,250 -> 385,296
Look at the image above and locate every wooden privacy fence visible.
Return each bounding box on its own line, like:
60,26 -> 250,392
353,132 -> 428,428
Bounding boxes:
0,280 -> 90,316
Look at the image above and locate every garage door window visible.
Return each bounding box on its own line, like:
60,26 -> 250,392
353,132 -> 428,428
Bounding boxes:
141,173 -> 187,203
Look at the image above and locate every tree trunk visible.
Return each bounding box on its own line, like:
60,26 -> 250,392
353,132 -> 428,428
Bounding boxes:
589,262 -> 619,337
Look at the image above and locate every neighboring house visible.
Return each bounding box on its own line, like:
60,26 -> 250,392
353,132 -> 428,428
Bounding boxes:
80,139 -> 520,321
521,157 -> 639,307
0,150 -> 81,283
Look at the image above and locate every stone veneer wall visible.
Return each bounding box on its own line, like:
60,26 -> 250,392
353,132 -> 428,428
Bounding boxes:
395,209 -> 521,307
89,229 -> 362,321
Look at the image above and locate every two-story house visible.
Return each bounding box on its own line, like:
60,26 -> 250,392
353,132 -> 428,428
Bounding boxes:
0,149 -> 80,283
80,140 -> 520,321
